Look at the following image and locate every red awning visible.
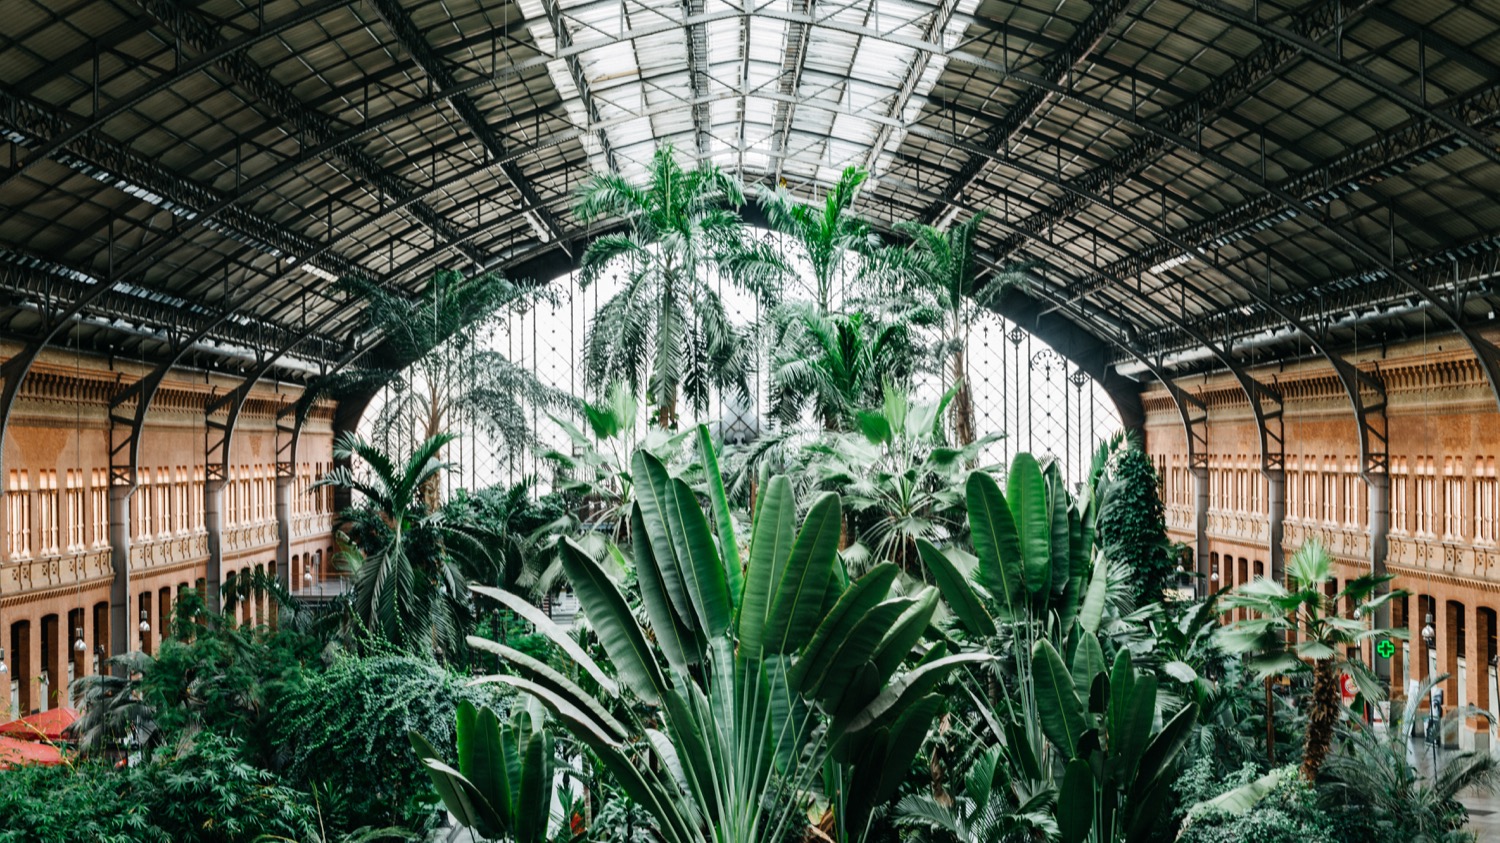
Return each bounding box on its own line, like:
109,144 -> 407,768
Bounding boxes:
0,707 -> 79,741
0,735 -> 65,769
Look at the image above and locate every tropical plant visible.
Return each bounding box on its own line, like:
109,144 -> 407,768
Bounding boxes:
767,306 -> 925,430
894,744 -> 1059,841
1217,539 -> 1401,781
757,165 -> 879,312
573,144 -> 786,427
796,384 -> 1000,572
871,212 -> 1025,446
412,700 -> 557,843
1321,673 -> 1500,842
468,427 -> 982,843
314,432 -> 501,655
313,270 -> 570,509
544,381 -> 693,538
68,650 -> 162,758
267,652 -> 505,834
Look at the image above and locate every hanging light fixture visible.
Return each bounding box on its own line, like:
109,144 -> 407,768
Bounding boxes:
139,609 -> 151,634
1421,613 -> 1436,646
0,647 -> 7,675
73,633 -> 86,653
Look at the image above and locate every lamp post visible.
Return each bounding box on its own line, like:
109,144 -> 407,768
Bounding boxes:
1422,613 -> 1439,756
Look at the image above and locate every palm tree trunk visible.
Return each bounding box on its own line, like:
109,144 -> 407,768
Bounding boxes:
951,347 -> 975,447
657,389 -> 678,430
1302,658 -> 1338,780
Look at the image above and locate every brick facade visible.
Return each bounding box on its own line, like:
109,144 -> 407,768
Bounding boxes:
0,344 -> 339,716
1143,333 -> 1500,749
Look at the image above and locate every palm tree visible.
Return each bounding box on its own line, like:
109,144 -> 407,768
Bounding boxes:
68,651 -> 160,758
574,144 -> 786,429
767,306 -> 923,430
872,212 -> 1024,446
758,165 -> 878,312
316,270 -> 570,509
313,432 -> 501,656
1218,539 -> 1400,781
1323,673 -> 1499,841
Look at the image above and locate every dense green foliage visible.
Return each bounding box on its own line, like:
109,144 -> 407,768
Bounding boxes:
268,652 -> 505,832
1095,441 -> 1176,604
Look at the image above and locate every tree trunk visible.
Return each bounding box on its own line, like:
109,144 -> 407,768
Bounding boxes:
951,347 -> 975,447
1302,658 -> 1338,780
657,386 -> 678,430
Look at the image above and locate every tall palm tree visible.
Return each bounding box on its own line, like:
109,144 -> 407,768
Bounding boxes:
1218,539 -> 1400,781
757,165 -> 878,312
872,212 -> 1024,446
313,432 -> 500,656
574,145 -> 785,429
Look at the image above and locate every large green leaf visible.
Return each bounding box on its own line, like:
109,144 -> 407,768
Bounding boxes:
467,637 -> 630,740
624,520 -> 700,671
915,538 -> 996,637
738,475 -> 797,658
558,537 -> 668,704
1078,552 -> 1109,635
1008,453 -> 1052,595
470,584 -> 618,696
789,563 -> 899,696
632,451 -> 696,629
411,732 -> 507,837
697,424 -> 743,608
838,653 -> 989,736
765,491 -> 843,655
966,472 -> 1026,619
806,598 -> 913,707
1047,464 -> 1072,598
1070,632 -> 1106,700
870,589 -> 940,683
1057,757 -> 1096,843
456,702 -> 509,832
1129,703 -> 1197,806
493,674 -> 696,843
1186,767 -> 1290,821
516,725 -> 551,843
664,476 -> 733,637
1033,638 -> 1087,758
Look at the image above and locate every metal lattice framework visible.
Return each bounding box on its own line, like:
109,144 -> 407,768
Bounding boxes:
1,0 -> 1498,443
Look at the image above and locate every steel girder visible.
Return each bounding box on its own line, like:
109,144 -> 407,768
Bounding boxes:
920,0 -> 1136,223
682,0 -> 713,159
130,0 -> 512,268
857,0 -> 963,177
538,0 -> 621,172
1181,0 -> 1500,171
0,0 -> 353,193
770,0 -> 816,185
364,0 -> 568,250
987,0 -> 1382,262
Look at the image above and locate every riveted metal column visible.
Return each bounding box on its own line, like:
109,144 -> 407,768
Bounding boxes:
1194,464 -> 1211,599
1267,470 -> 1286,584
107,483 -> 131,670
203,469 -> 224,614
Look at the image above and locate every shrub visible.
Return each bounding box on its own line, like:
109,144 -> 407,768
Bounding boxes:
267,651 -> 507,834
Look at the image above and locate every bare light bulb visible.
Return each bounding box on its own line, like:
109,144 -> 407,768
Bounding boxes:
139,609 -> 151,634
73,635 -> 86,653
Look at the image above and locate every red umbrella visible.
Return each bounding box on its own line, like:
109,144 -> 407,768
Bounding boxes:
0,707 -> 79,742
0,735 -> 64,769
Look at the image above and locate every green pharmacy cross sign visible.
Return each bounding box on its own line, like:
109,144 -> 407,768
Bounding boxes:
1376,638 -> 1396,660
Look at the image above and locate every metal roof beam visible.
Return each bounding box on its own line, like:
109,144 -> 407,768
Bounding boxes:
129,0 -> 504,269
989,0 -> 1380,261
682,0 -> 712,159
366,0 -> 568,252
859,0 -> 962,176
539,0 -> 621,172
770,0 -> 815,184
920,0 -> 1136,224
